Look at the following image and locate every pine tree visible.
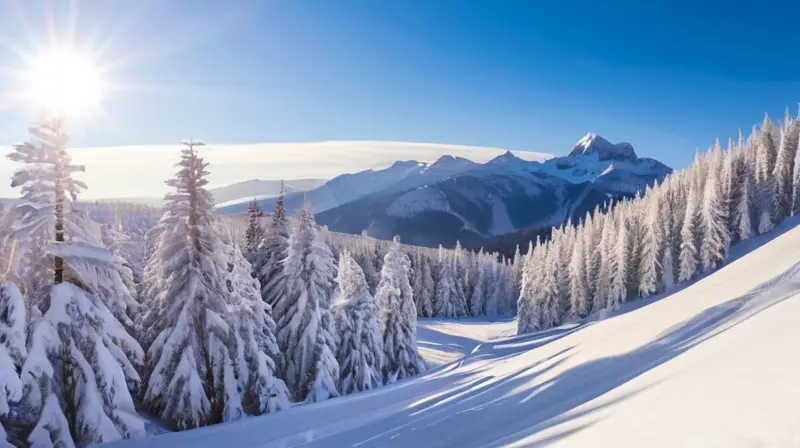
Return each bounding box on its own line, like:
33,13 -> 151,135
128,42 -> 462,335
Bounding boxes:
607,211 -> 628,311
332,251 -> 383,394
568,233 -> 590,319
469,257 -> 486,317
773,126 -> 798,221
679,184 -> 701,282
224,244 -> 291,416
375,237 -> 425,382
415,256 -> 435,317
700,166 -> 730,272
274,201 -> 339,402
140,140 -> 288,431
755,114 -> 777,183
737,164 -> 755,240
433,248 -> 457,317
243,200 -> 264,261
517,238 -> 545,334
9,116 -> 145,446
638,191 -> 663,297
0,283 -> 24,447
593,214 -> 615,314
256,182 -> 290,307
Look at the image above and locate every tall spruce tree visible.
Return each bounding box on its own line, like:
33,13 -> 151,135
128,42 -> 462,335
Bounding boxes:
375,237 -> 425,382
332,250 -> 383,394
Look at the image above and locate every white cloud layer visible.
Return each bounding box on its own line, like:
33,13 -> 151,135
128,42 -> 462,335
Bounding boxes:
0,140 -> 553,199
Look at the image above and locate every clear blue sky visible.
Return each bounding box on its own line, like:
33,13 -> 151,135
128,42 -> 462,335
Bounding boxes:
1,0 -> 799,169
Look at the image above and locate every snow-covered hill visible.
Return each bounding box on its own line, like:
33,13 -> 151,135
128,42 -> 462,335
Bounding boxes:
316,134 -> 670,247
103,219 -> 800,448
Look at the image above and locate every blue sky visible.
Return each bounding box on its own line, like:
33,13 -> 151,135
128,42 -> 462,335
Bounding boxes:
1,0 -> 799,171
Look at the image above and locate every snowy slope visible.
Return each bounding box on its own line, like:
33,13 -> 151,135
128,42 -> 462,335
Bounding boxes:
103,219 -> 800,448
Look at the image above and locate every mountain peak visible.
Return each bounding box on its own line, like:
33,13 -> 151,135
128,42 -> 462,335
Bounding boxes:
569,133 -> 637,161
488,150 -> 524,165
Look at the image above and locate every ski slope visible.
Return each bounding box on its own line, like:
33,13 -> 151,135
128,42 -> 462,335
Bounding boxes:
104,219 -> 800,447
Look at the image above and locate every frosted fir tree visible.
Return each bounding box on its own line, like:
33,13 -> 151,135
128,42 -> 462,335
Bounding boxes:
510,245 -> 523,305
223,244 -> 291,416
375,237 -> 425,382
433,248 -> 458,318
414,256 -> 435,317
7,116 -> 146,447
700,169 -> 730,272
662,246 -> 675,290
0,283 -> 25,447
592,214 -> 615,314
331,250 -> 383,394
679,184 -> 701,282
516,240 -> 541,334
755,114 -> 777,183
243,200 -> 265,262
607,213 -> 629,311
274,200 -> 339,402
537,242 -> 561,329
140,140 -> 288,431
468,258 -> 487,317
256,182 -> 290,307
638,191 -> 663,297
568,234 -> 590,319
772,127 -> 797,222
736,164 -> 755,241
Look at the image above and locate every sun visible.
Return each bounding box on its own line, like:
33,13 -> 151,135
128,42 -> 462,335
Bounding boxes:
26,48 -> 105,118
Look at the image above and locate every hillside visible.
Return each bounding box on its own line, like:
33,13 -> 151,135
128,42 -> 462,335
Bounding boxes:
102,219 -> 800,447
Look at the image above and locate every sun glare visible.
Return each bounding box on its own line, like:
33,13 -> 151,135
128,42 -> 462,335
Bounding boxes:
26,48 -> 105,118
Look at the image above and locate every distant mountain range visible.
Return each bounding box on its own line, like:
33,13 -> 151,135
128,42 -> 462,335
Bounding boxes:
219,133 -> 671,250
90,178 -> 327,209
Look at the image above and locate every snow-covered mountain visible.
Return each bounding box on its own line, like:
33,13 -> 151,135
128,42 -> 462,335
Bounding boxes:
104,216 -> 800,448
216,149 -> 551,216
315,134 -> 671,248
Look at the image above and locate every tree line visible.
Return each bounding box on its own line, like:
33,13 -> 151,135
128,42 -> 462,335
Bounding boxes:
518,110 -> 800,333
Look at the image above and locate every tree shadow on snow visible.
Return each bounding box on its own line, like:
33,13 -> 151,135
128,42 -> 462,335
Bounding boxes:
336,258 -> 800,447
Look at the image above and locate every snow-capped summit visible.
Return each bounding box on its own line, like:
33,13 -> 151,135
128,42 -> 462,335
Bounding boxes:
569,132 -> 637,161
488,150 -> 526,166
426,155 -> 476,172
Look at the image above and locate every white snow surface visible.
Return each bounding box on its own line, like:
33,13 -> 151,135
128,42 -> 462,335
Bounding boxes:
102,219 -> 800,447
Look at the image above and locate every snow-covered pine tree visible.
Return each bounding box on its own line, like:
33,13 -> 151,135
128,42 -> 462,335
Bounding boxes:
773,123 -> 799,221
516,240 -> 540,334
679,183 -> 702,282
223,243 -> 291,416
736,162 -> 755,241
468,257 -> 486,317
375,237 -> 425,382
433,247 -> 457,317
0,283 -> 25,447
638,188 -> 663,297
592,212 -> 615,314
607,210 -> 629,311
538,241 -> 561,328
243,200 -> 264,262
568,231 -> 590,319
256,182 -> 290,307
274,200 -> 339,402
332,250 -> 383,394
700,161 -> 731,272
416,255 -> 435,317
141,140 -> 289,430
9,116 -> 145,446
755,114 -> 777,183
